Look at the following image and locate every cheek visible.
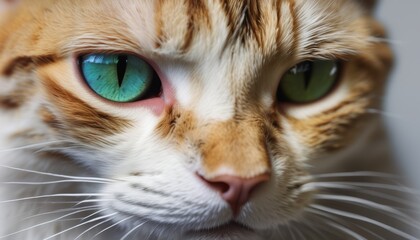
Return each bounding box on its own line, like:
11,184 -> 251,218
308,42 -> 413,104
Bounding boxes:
280,75 -> 376,155
285,98 -> 372,157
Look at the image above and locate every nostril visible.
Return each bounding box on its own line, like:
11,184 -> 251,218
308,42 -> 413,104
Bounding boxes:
197,174 -> 230,193
208,181 -> 230,194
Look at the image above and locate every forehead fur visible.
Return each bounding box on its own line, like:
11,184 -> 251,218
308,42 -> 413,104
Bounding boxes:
1,0 -> 373,62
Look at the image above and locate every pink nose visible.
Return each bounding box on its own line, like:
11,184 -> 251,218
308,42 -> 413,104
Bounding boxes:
199,173 -> 270,215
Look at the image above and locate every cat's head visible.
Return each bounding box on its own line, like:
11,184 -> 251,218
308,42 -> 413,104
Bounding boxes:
0,0 -> 392,237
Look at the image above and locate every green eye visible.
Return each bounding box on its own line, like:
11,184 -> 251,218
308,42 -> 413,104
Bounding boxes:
80,54 -> 161,103
277,60 -> 339,103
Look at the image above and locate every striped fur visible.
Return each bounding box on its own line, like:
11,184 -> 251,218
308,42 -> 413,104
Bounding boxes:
0,0 -> 411,240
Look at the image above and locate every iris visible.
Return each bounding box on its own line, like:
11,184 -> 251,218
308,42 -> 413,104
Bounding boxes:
80,54 -> 160,103
278,60 -> 340,103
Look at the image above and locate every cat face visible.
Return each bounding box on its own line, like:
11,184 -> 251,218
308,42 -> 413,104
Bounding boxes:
0,0 -> 392,238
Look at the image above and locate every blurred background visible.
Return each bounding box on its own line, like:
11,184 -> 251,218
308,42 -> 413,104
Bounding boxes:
377,1 -> 420,189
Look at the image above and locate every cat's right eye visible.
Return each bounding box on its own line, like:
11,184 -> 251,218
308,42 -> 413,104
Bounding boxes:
79,54 -> 162,103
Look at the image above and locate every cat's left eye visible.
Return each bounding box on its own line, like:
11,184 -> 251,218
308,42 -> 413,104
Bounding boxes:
79,54 -> 162,103
277,60 -> 340,104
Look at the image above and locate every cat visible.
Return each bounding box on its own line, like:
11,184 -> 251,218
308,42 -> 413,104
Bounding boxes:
0,0 -> 418,239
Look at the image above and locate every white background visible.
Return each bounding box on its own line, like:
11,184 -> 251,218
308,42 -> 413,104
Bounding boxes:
378,1 -> 420,189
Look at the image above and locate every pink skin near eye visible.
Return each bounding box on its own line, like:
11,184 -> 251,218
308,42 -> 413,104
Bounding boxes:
74,55 -> 176,116
124,61 -> 176,115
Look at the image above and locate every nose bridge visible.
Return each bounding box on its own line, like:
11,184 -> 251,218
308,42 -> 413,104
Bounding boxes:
198,117 -> 271,179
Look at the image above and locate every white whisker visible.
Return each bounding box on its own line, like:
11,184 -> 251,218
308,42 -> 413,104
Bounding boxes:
312,204 -> 418,240
146,222 -> 162,240
304,182 -> 417,207
121,221 -> 149,240
0,164 -> 114,182
23,205 -> 101,221
299,220 -> 330,240
290,224 -> 306,240
43,212 -> 117,240
0,179 -> 108,185
326,221 -> 367,240
314,194 -> 420,230
0,141 -> 69,153
307,208 -> 364,239
0,208 -> 97,239
82,209 -> 108,221
308,208 -> 390,240
356,225 -> 387,240
311,171 -> 399,179
74,199 -> 112,207
34,146 -> 80,153
0,193 -> 108,204
38,201 -> 103,205
366,108 -> 406,121
305,181 -> 420,195
90,216 -> 133,240
56,218 -> 86,222
286,222 -> 297,240
74,218 -> 114,240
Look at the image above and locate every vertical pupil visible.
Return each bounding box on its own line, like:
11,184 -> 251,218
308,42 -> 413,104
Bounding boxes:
117,55 -> 128,87
302,62 -> 313,90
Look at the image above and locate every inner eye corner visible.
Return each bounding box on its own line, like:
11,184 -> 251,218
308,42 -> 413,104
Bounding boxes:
78,53 -> 163,104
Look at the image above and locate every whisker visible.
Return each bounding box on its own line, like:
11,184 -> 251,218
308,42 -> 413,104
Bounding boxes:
22,205 -> 101,221
0,140 -> 69,153
304,182 -> 417,207
0,193 -> 108,204
74,218 -> 114,240
82,209 -> 108,221
34,146 -> 81,153
37,200 -> 105,205
286,222 -> 297,240
312,204 -> 418,240
0,165 -> 115,182
56,218 -> 86,222
308,208 -> 389,240
306,208 -> 365,239
0,208 -> 97,239
0,179 -> 108,185
299,220 -> 331,240
121,220 -> 149,240
146,222 -> 162,240
74,199 -> 112,207
366,108 -> 406,121
311,171 -> 400,179
290,224 -> 306,240
326,221 -> 367,240
305,181 -> 420,195
89,216 -> 133,240
356,225 -> 387,240
43,212 -> 118,240
314,194 -> 420,230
